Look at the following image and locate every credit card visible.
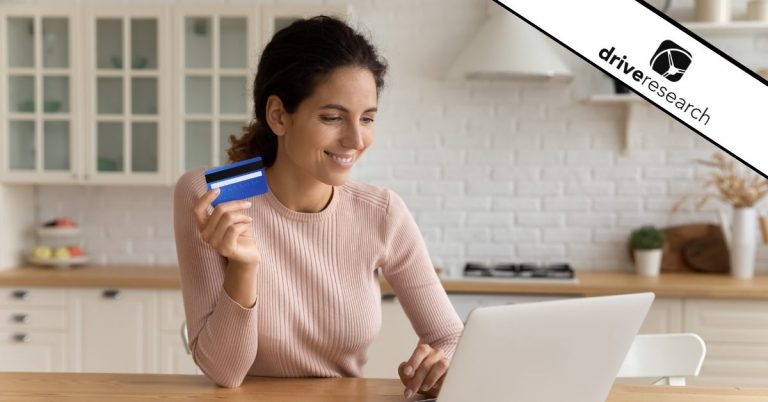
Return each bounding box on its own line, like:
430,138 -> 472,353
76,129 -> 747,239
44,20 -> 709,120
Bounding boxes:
204,156 -> 269,207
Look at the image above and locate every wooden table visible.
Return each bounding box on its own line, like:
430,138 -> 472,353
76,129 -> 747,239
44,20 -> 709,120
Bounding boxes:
0,373 -> 766,401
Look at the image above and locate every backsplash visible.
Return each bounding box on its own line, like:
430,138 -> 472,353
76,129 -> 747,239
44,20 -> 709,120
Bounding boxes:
33,0 -> 768,275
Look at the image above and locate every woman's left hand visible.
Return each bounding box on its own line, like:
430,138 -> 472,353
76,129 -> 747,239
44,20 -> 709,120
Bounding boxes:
398,344 -> 450,399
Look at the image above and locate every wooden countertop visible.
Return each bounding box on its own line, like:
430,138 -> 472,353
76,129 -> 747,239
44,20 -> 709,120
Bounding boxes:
0,373 -> 765,402
2,265 -> 768,300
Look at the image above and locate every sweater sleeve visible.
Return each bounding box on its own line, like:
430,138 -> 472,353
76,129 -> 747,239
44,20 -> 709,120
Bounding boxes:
380,189 -> 464,359
173,169 -> 259,387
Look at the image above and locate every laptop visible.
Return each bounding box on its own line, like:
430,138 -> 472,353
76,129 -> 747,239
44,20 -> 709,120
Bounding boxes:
418,292 -> 654,402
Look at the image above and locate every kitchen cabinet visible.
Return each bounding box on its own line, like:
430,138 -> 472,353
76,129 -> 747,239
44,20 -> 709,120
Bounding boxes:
0,4 -> 347,186
684,298 -> 768,387
83,8 -> 171,185
158,289 -> 199,374
0,287 -> 68,372
172,5 -> 347,182
0,286 -> 191,374
0,7 -> 82,184
70,288 -> 158,373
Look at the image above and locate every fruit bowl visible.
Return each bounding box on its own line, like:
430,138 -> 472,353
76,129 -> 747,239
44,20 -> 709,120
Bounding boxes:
27,255 -> 89,268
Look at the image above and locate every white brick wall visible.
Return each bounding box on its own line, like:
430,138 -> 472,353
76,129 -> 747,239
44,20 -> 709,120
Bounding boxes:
30,0 -> 768,276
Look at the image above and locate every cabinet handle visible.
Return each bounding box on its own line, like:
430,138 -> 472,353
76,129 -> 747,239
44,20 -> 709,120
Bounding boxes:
11,290 -> 28,300
102,289 -> 120,299
381,294 -> 396,301
11,313 -> 28,324
12,333 -> 28,343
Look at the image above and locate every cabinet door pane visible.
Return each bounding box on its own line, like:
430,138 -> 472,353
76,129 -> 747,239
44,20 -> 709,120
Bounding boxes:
8,18 -> 34,68
219,18 -> 247,69
219,76 -> 247,114
9,76 -> 35,113
131,78 -> 157,115
97,77 -> 123,114
43,76 -> 69,114
131,122 -> 158,172
185,121 -> 211,170
220,121 -> 243,165
43,120 -> 70,170
275,17 -> 300,34
185,76 -> 211,114
130,19 -> 157,70
97,122 -> 123,172
9,120 -> 36,170
185,17 -> 211,69
42,18 -> 69,68
97,19 -> 122,70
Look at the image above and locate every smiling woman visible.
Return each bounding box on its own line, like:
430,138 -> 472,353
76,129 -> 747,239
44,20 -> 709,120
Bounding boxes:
172,15 -> 464,400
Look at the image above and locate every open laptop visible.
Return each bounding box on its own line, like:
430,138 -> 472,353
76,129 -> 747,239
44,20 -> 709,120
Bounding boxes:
418,292 -> 654,402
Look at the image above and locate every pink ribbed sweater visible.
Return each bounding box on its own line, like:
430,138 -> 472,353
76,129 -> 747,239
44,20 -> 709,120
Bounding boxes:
173,167 -> 464,388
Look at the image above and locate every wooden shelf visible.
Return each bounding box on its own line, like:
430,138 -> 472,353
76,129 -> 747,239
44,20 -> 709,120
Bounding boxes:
683,21 -> 768,34
585,94 -> 652,154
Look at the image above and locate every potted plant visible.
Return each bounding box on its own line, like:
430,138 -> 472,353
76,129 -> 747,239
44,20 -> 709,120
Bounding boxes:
629,225 -> 666,277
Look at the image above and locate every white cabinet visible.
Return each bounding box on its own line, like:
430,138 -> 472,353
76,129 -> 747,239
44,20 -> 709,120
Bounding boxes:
70,288 -> 158,373
684,298 -> 768,387
0,331 -> 68,371
0,287 -> 68,372
171,4 -> 347,182
0,4 -> 348,186
364,295 -> 419,379
158,290 -> 198,374
638,297 -> 683,334
83,8 -> 171,185
0,7 -> 83,184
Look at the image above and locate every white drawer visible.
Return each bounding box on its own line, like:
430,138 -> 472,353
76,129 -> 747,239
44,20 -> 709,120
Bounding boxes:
0,288 -> 67,306
684,299 -> 768,343
0,307 -> 68,330
159,290 -> 185,332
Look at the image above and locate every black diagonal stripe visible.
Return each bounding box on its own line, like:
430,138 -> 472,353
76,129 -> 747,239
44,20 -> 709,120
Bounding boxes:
205,160 -> 264,183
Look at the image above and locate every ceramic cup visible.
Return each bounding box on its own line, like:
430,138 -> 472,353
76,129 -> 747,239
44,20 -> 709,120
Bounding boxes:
747,0 -> 768,21
695,0 -> 732,22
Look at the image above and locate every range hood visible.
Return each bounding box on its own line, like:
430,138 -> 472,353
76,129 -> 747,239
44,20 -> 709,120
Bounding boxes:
446,5 -> 573,82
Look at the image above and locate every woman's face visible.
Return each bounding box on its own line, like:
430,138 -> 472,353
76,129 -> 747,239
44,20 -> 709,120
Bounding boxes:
275,66 -> 378,187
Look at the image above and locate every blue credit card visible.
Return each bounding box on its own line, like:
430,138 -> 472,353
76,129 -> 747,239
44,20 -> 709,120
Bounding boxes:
204,156 -> 269,207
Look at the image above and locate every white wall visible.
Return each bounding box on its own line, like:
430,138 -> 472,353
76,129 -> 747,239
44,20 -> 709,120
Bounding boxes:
0,185 -> 35,270
25,0 -> 768,275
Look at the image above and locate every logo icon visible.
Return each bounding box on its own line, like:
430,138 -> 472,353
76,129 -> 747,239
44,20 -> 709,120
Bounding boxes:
650,40 -> 692,82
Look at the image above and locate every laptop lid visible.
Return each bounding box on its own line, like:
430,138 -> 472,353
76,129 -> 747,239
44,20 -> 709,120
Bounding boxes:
436,292 -> 655,402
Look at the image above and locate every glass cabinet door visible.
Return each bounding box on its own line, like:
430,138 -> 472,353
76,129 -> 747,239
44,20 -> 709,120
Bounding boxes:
179,11 -> 253,174
91,12 -> 165,183
3,13 -> 77,181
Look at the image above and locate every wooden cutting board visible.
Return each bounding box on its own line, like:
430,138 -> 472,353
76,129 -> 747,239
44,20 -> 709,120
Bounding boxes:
629,223 -> 729,273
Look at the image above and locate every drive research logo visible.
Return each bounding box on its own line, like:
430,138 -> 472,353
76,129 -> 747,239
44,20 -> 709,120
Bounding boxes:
598,44 -> 711,126
650,40 -> 692,82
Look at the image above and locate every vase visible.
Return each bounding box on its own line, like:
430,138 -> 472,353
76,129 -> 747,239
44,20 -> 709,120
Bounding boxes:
634,249 -> 663,277
695,0 -> 731,22
730,207 -> 757,280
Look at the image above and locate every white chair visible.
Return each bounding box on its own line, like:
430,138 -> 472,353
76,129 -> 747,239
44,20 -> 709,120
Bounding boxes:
181,320 -> 191,354
617,333 -> 706,386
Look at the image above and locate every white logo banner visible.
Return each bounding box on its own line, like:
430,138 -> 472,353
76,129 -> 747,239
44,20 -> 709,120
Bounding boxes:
495,0 -> 768,176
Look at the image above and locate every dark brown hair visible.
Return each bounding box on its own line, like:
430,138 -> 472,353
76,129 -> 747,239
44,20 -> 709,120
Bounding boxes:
226,15 -> 388,166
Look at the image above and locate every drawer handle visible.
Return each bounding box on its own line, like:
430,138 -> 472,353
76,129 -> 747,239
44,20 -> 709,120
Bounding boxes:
12,333 -> 28,343
102,289 -> 120,299
381,294 -> 397,301
11,314 -> 28,324
11,290 -> 28,300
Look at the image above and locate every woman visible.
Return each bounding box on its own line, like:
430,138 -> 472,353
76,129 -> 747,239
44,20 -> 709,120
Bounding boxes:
173,16 -> 463,399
